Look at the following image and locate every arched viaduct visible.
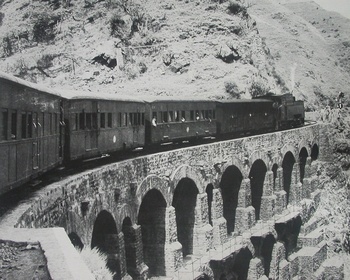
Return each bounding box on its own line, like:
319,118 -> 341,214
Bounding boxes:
13,123 -> 340,279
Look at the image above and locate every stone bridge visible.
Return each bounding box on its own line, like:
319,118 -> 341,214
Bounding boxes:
10,123 -> 342,279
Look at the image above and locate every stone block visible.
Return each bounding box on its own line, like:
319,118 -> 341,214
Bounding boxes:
289,183 -> 302,206
301,178 -> 312,199
193,224 -> 213,255
235,206 -> 255,234
247,257 -> 264,279
288,253 -> 299,278
260,195 -> 276,221
310,176 -> 320,193
212,217 -> 228,246
321,256 -> 344,280
297,242 -> 327,279
164,242 -> 183,275
298,227 -> 324,247
237,179 -> 252,208
263,171 -> 274,196
275,190 -> 287,214
269,241 -> 286,280
279,259 -> 290,280
311,190 -> 322,209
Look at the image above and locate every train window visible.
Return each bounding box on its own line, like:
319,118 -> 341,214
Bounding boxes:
174,111 -> 179,122
129,113 -> 133,126
1,109 -> 8,141
41,112 -> 45,136
205,110 -> 209,120
124,113 -> 128,126
11,111 -> 17,140
152,112 -> 157,124
213,110 -> 216,119
100,113 -> 105,128
54,113 -> 58,134
137,113 -> 141,126
190,110 -> 194,121
92,113 -> 97,129
195,110 -> 200,120
79,113 -> 84,130
21,112 -> 27,139
201,110 -> 205,119
86,113 -> 92,129
70,114 -> 77,131
142,113 -> 145,125
162,111 -> 168,123
107,113 -> 112,128
181,111 -> 186,121
168,111 -> 173,122
33,113 -> 38,137
27,113 -> 33,138
118,112 -> 122,127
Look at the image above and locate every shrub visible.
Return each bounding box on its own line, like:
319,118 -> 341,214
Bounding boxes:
227,0 -> 246,15
225,81 -> 241,99
37,54 -> 58,69
0,12 -> 4,26
110,14 -> 126,37
32,14 -> 60,43
250,80 -> 269,98
2,35 -> 12,57
78,247 -> 114,280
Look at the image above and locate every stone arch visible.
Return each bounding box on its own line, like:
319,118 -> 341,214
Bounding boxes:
91,210 -> 121,278
170,164 -> 204,193
249,159 -> 267,220
216,156 -> 246,184
299,147 -> 309,183
280,144 -> 297,164
116,204 -> 136,232
137,175 -> 170,211
249,149 -> 270,170
172,177 -> 199,257
219,165 -> 243,234
282,151 -> 296,205
68,232 -> 84,250
311,143 -> 319,161
138,188 -> 167,277
206,184 -> 214,226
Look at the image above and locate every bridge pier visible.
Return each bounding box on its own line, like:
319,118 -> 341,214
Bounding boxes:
164,206 -> 183,276
193,193 -> 214,255
235,178 -> 255,234
211,189 -> 228,245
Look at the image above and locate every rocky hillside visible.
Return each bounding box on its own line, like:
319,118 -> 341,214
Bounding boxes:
1,0 -> 349,107
249,0 -> 350,109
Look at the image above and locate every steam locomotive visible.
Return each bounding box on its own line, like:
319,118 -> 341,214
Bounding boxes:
0,71 -> 304,195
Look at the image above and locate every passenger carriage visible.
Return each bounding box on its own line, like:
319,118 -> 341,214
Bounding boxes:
0,72 -> 63,194
63,92 -> 146,161
144,98 -> 217,145
216,99 -> 275,137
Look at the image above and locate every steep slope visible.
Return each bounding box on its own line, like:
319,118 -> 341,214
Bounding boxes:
0,0 -> 280,100
249,0 -> 350,109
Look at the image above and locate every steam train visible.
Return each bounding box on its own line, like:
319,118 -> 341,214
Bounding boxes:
0,71 -> 304,195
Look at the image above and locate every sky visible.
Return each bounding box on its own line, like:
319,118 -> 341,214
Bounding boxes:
313,0 -> 350,19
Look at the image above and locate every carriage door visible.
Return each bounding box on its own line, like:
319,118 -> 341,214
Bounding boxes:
85,102 -> 98,151
32,112 -> 40,170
